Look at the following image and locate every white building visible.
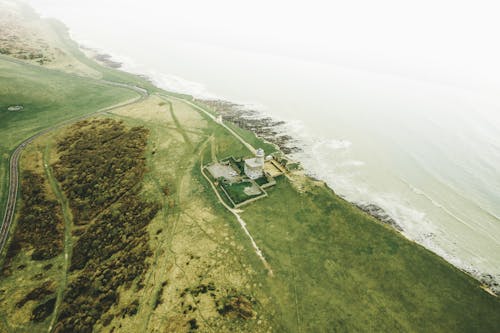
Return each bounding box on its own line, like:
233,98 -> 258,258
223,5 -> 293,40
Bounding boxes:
244,148 -> 265,179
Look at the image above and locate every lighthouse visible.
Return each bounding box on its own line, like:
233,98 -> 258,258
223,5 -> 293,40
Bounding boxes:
244,148 -> 265,179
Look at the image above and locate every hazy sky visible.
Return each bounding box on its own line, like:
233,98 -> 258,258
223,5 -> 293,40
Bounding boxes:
22,0 -> 500,96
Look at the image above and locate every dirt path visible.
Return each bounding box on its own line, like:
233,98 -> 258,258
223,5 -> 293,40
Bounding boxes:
200,148 -> 273,276
141,136 -> 216,332
167,100 -> 193,148
43,143 -> 74,332
162,95 -> 256,155
157,95 -> 273,275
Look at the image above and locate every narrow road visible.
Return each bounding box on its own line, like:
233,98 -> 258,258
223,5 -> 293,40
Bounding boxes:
0,82 -> 148,255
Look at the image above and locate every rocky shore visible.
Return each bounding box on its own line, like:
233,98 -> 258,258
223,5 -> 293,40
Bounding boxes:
195,99 -> 301,155
355,203 -> 404,232
194,97 -> 500,297
196,98 -> 404,235
79,45 -> 122,68
356,202 -> 499,295
93,53 -> 122,68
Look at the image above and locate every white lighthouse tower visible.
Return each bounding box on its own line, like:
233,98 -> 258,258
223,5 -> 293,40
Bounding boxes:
244,148 -> 265,179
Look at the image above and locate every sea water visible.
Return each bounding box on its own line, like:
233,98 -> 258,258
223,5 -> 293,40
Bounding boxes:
23,1 -> 500,287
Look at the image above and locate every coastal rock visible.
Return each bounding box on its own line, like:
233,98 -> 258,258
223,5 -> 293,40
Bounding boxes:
196,99 -> 301,154
479,273 -> 500,296
80,45 -> 122,69
355,203 -> 403,232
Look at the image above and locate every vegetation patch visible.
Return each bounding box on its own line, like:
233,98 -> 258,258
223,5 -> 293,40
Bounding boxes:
16,281 -> 55,309
121,299 -> 140,318
51,118 -> 160,332
254,176 -> 269,187
2,171 -> 64,275
53,118 -> 149,224
31,297 -> 56,322
216,291 -> 256,320
153,281 -> 168,310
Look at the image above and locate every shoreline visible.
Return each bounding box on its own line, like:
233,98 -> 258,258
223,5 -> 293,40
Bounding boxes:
192,97 -> 500,297
88,48 -> 499,297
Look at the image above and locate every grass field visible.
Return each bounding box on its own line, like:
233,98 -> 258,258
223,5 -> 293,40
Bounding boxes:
221,181 -> 263,205
116,96 -> 500,332
1,90 -> 499,332
242,177 -> 500,332
100,96 -> 276,332
198,100 -> 500,332
0,57 -> 138,226
0,15 -> 499,330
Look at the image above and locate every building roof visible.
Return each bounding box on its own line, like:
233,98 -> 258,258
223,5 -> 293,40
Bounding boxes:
245,158 -> 263,168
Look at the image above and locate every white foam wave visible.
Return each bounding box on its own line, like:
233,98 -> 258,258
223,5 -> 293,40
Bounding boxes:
310,138 -> 352,151
337,160 -> 365,167
289,129 -> 499,288
152,73 -> 221,99
73,37 -> 499,290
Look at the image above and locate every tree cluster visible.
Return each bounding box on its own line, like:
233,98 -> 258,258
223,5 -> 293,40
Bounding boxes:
51,119 -> 159,333
54,118 -> 149,224
1,171 -> 64,276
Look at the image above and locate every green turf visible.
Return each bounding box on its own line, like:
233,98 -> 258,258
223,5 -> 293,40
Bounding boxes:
221,181 -> 262,205
0,57 -> 137,225
0,21 -> 499,330
240,177 -> 500,332
187,101 -> 500,331
1,84 -> 499,331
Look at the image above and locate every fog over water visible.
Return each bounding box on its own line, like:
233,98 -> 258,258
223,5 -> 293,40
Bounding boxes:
24,0 -> 500,283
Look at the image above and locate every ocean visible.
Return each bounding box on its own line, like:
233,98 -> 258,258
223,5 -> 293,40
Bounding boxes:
24,0 -> 500,288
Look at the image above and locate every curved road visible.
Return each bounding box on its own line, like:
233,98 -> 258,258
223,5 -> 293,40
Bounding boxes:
0,82 -> 148,255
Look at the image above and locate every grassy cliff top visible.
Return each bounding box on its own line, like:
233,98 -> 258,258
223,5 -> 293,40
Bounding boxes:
0,3 -> 499,332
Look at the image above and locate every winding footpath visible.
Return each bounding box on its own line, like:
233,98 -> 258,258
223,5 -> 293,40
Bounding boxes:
0,82 -> 148,255
160,94 -> 273,275
1,79 -> 270,278
199,149 -> 274,276
166,95 -> 256,154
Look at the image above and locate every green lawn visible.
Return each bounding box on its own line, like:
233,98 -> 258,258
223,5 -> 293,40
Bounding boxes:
0,57 -> 138,226
240,177 -> 500,332
224,121 -> 277,155
0,16 -> 499,330
221,181 -> 262,205
191,101 -> 500,332
1,82 -> 499,332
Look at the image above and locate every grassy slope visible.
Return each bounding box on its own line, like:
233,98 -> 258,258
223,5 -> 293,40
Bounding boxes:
1,88 -> 499,331
242,178 -> 500,332
98,97 -> 276,332
0,57 -> 138,227
0,12 -> 498,331
0,139 -> 66,333
193,102 -> 500,331
139,97 -> 500,332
